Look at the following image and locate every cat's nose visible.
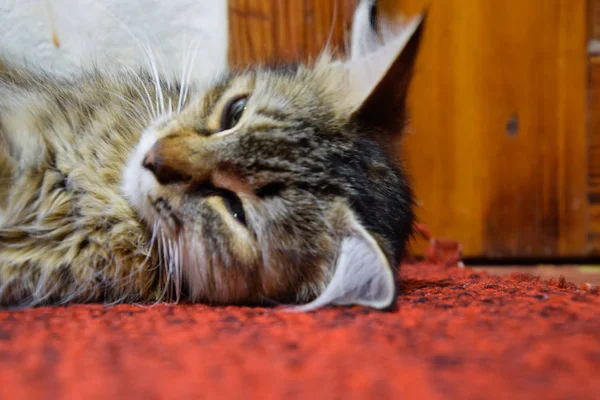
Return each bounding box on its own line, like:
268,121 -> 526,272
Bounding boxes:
141,148 -> 156,172
142,144 -> 190,184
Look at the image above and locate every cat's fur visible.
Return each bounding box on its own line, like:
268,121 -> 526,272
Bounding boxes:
0,0 -> 423,310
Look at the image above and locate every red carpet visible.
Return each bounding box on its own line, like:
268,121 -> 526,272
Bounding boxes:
1,240 -> 599,399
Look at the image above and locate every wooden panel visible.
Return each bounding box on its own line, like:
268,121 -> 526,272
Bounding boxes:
228,0 -> 358,67
379,0 -> 588,258
589,57 -> 600,252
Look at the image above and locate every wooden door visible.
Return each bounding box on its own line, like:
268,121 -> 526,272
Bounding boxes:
228,0 -> 591,259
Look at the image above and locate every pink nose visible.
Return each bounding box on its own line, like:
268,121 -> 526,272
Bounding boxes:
141,147 -> 156,173
141,144 -> 189,184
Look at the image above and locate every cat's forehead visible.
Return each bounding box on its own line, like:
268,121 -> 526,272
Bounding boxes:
199,68 -> 299,105
222,67 -> 326,107
179,60 -> 353,134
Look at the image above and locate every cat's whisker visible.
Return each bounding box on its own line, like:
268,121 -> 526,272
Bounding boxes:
159,68 -> 173,118
131,70 -> 158,121
322,0 -> 340,56
155,230 -> 165,288
167,238 -> 174,291
115,105 -> 149,132
177,39 -> 196,114
170,238 -> 179,302
27,3 -> 162,150
173,236 -> 182,302
153,226 -> 171,306
177,39 -> 190,114
147,46 -> 173,118
181,39 -> 202,112
106,21 -> 162,118
175,233 -> 183,302
103,89 -> 150,123
160,229 -> 175,300
115,109 -> 146,132
134,221 -> 159,284
167,236 -> 176,301
138,40 -> 165,119
155,230 -> 169,304
117,65 -> 156,121
87,0 -> 162,119
138,74 -> 158,122
181,39 -> 200,112
126,0 -> 175,118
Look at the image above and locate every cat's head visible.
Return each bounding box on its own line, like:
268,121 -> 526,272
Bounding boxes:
123,0 -> 425,310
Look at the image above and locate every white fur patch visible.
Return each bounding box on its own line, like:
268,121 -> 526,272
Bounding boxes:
121,126 -> 160,222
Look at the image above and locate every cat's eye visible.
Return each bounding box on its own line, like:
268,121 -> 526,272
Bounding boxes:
192,183 -> 247,226
221,190 -> 246,226
220,95 -> 248,131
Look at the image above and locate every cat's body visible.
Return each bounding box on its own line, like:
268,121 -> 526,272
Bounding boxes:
0,0 -> 423,309
0,68 -> 166,305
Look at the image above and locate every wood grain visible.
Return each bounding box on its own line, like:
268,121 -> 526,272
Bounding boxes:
380,0 -> 588,258
228,0 -> 358,67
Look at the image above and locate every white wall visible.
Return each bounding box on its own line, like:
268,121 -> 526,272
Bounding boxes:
0,0 -> 228,81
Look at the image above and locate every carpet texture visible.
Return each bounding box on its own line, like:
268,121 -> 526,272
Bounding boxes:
1,239 -> 599,399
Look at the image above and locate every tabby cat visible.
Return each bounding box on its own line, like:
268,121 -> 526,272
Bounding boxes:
0,0 -> 423,310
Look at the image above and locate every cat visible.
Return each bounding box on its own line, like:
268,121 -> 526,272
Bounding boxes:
0,0 -> 424,310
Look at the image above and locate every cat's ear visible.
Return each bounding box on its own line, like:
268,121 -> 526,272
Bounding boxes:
288,209 -> 396,312
346,1 -> 425,133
